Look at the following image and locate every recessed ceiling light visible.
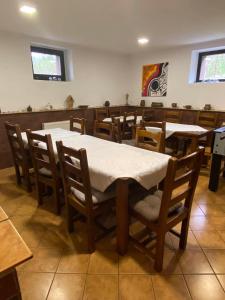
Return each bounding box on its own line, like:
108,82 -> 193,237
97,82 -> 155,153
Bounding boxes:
20,5 -> 37,15
138,37 -> 149,45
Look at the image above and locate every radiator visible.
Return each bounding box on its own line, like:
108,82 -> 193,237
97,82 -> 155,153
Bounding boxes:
42,120 -> 70,130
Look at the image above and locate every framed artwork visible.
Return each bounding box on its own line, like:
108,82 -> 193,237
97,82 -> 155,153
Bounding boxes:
142,62 -> 168,97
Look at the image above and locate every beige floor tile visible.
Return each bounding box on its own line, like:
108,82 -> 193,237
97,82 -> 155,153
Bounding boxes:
119,247 -> 151,274
199,203 -> 225,217
190,216 -> 214,231
119,274 -> 154,300
216,274 -> 225,290
193,230 -> 225,249
161,248 -> 182,274
152,275 -> 191,300
57,249 -> 90,273
204,249 -> 225,273
185,275 -> 225,300
9,215 -> 33,233
47,273 -> 86,300
191,203 -> 205,216
218,231 -> 225,243
207,216 -> 225,230
18,272 -> 54,300
83,274 -> 118,300
20,226 -> 46,248
178,249 -> 213,274
19,247 -> 63,273
88,250 -> 118,274
38,227 -> 75,249
170,230 -> 200,249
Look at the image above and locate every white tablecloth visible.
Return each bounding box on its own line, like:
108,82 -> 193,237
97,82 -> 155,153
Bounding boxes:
21,128 -> 80,143
146,122 -> 207,139
22,130 -> 170,192
57,135 -> 170,192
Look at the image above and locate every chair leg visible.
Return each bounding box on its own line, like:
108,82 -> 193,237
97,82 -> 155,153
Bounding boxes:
53,186 -> 61,215
179,218 -> 190,250
15,164 -> 21,185
36,180 -> 44,206
87,216 -> 95,253
154,233 -> 165,272
67,202 -> 74,233
23,167 -> 32,193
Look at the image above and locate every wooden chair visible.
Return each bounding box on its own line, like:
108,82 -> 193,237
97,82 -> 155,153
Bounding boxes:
122,111 -> 137,140
165,110 -> 182,123
95,108 -> 109,121
142,108 -> 155,122
93,120 -> 114,141
112,118 -> 122,143
109,107 -> 121,118
5,122 -> 33,192
26,130 -> 62,214
70,117 -> 86,134
56,141 -> 116,253
129,148 -> 204,272
135,127 -> 165,153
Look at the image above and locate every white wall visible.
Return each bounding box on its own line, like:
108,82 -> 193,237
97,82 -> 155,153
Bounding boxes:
128,39 -> 225,110
0,31 -> 129,112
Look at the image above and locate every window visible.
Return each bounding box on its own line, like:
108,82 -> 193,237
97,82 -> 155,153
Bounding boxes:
196,49 -> 225,82
31,46 -> 66,81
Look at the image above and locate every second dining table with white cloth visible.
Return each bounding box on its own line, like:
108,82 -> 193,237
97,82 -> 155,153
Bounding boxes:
21,128 -> 170,254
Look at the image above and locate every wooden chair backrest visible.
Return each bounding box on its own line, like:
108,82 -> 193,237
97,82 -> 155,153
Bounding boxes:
139,121 -> 166,153
5,121 -> 27,165
142,108 -> 155,121
135,128 -> 165,153
158,148 -> 204,227
94,120 -> 114,141
70,117 -> 86,134
109,107 -> 121,118
165,110 -> 182,123
112,118 -> 122,143
197,111 -> 218,128
26,130 -> 58,180
123,111 -> 137,124
95,108 -> 109,121
56,141 -> 93,209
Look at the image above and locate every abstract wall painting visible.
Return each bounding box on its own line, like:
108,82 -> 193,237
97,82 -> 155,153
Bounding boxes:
142,62 -> 168,97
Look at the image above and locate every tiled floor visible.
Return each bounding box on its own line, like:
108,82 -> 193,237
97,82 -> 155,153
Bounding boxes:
1,167 -> 225,300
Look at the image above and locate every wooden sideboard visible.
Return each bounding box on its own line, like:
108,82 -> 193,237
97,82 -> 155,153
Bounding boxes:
1,105 -> 225,169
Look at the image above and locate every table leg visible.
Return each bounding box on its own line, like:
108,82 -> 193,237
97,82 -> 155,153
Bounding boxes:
116,178 -> 129,255
208,154 -> 222,192
189,136 -> 198,153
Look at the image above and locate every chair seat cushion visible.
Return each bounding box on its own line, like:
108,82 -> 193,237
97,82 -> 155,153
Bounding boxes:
38,167 -> 52,177
71,186 -> 115,204
122,139 -> 135,146
131,190 -> 182,222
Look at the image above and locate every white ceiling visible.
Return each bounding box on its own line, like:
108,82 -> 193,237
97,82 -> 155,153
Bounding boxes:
1,0 -> 225,53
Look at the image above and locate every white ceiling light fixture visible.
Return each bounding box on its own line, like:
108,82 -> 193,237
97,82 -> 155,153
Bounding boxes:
138,37 -> 149,45
20,5 -> 37,15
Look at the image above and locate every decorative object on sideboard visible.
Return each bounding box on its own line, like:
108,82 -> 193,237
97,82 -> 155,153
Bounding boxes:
183,105 -> 192,109
151,102 -> 164,108
140,99 -> 145,107
204,104 -> 212,110
171,103 -> 177,108
45,103 -> 53,110
27,105 -> 32,112
104,100 -> 110,107
65,95 -> 75,109
125,93 -> 129,105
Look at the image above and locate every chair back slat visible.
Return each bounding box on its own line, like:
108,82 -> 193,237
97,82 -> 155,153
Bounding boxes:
158,148 -> 204,225
70,117 -> 86,134
56,141 -> 93,208
5,121 -> 27,164
112,118 -> 122,143
94,120 -> 114,141
95,108 -> 109,121
26,130 -> 58,178
109,107 -> 121,118
135,128 -> 165,153
142,108 -> 155,121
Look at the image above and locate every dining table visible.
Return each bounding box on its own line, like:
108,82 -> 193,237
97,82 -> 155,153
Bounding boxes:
21,128 -> 170,254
